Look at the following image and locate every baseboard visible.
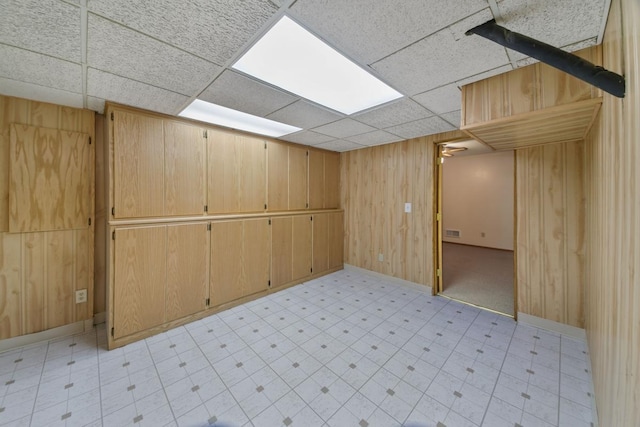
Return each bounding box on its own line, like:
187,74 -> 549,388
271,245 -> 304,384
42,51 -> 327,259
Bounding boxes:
343,264 -> 432,293
0,320 -> 94,354
93,312 -> 106,325
517,312 -> 587,341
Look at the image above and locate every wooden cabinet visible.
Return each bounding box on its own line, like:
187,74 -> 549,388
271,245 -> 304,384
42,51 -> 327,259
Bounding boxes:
166,223 -> 209,322
113,111 -> 164,218
208,130 -> 266,213
210,218 -> 270,306
164,121 -> 207,216
271,215 -> 312,288
112,226 -> 166,339
312,211 -> 344,274
267,141 -> 308,211
308,149 -> 340,209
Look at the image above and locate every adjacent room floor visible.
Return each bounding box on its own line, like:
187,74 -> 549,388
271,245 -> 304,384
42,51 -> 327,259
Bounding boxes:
0,268 -> 595,427
442,242 -> 515,315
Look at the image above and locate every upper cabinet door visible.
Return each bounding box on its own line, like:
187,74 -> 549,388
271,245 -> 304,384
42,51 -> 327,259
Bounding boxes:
113,111 -> 164,218
288,145 -> 308,210
324,152 -> 340,209
164,121 -> 206,216
209,130 -> 266,213
267,141 -> 289,211
9,124 -> 91,232
308,149 -> 324,210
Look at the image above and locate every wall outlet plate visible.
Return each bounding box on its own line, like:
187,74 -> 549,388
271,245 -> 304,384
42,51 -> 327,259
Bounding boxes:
404,203 -> 412,213
378,253 -> 384,262
75,289 -> 87,304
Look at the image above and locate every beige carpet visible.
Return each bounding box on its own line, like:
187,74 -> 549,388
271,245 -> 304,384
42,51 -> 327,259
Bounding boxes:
441,242 -> 514,315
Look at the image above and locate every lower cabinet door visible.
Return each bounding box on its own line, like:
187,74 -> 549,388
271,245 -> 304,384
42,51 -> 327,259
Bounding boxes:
210,221 -> 244,306
113,226 -> 166,339
166,223 -> 209,322
242,218 -> 270,296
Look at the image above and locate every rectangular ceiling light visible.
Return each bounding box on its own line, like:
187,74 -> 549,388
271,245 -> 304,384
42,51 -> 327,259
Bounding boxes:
233,16 -> 403,115
179,99 -> 301,137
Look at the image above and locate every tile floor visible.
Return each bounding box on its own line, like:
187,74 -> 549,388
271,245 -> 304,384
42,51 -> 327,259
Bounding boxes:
0,269 -> 596,427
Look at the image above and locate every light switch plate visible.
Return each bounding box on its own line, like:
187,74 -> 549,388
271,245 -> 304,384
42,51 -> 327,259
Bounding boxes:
404,203 -> 412,213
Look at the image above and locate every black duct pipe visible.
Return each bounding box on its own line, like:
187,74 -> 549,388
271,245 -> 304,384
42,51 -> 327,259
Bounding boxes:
466,19 -> 625,98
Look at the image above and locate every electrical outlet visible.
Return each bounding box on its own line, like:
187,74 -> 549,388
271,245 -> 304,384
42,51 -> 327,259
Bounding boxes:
404,202 -> 412,213
378,253 -> 384,262
75,289 -> 87,304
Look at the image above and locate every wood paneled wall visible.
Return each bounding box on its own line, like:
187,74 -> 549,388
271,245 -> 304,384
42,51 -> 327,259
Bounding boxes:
584,0 -> 640,424
340,131 -> 464,286
0,96 -> 95,339
515,141 -> 585,327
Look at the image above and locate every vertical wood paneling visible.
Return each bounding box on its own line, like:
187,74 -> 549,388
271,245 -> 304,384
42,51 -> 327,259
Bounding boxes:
45,230 -> 75,329
289,146 -> 308,210
324,152 -> 340,209
292,215 -> 311,281
0,233 -> 21,337
515,141 -> 584,327
164,121 -> 206,216
210,221 -> 243,306
22,232 -> 45,334
270,217 -> 292,287
584,0 -> 640,425
328,211 -> 344,270
94,114 -> 107,316
267,141 -> 288,211
166,223 -> 208,321
308,150 -> 324,209
75,228 -> 92,322
242,218 -> 270,296
312,213 -> 329,274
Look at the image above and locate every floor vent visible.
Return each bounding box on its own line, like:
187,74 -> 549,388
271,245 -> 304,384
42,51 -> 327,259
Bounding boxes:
445,229 -> 461,238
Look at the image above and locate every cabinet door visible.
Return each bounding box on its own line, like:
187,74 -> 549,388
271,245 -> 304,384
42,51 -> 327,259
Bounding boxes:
243,218 -> 270,296
270,216 -> 292,287
292,215 -> 312,281
308,150 -> 324,209
267,141 -> 288,211
328,212 -> 344,269
312,213 -> 329,274
210,221 -> 243,306
113,226 -> 166,339
289,146 -> 308,210
325,152 -> 340,209
164,121 -> 206,216
209,131 -> 266,213
113,111 -> 164,218
166,223 -> 209,322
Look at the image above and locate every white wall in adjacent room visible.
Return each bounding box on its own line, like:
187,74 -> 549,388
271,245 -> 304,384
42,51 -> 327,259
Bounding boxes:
442,151 -> 514,250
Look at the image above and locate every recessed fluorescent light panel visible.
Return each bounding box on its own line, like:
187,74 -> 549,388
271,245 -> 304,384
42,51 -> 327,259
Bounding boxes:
179,99 -> 301,137
233,16 -> 402,115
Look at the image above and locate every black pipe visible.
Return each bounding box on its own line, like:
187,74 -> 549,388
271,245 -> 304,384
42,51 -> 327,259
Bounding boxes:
466,19 -> 625,98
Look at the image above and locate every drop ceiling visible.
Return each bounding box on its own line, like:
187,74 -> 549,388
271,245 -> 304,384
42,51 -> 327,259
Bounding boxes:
0,0 -> 609,152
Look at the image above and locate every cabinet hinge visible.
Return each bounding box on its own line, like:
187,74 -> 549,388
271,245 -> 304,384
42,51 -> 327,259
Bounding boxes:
264,204 -> 267,210
111,207 -> 115,216
206,298 -> 210,306
111,327 -> 114,336
112,231 -> 115,240
264,142 -> 267,149
310,267 -> 313,273
203,130 -> 208,139
207,223 -> 211,231
110,112 -> 114,121
306,203 -> 309,209
436,269 -> 441,277
88,137 -> 92,145
306,150 -> 309,156
268,280 -> 271,287
268,219 -> 271,225
88,217 -> 91,226
204,205 -> 208,213
436,212 -> 441,221
310,216 -> 313,221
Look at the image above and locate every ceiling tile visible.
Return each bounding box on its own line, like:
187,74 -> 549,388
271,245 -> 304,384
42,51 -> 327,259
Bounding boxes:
413,84 -> 462,115
314,140 -> 365,152
87,14 -> 219,96
200,70 -> 297,117
312,118 -> 377,139
280,130 -> 336,146
86,96 -> 105,114
440,110 -> 462,128
88,0 -> 278,65
346,130 -> 403,146
0,77 -> 83,109
0,44 -> 82,93
371,9 -> 510,95
290,0 -> 488,64
87,69 -> 189,115
352,98 -> 433,128
0,0 -> 81,62
497,0 -> 605,50
267,100 -> 344,129
385,116 -> 455,140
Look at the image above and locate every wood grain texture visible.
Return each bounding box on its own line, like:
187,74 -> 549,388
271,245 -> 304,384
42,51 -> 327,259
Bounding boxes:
312,213 -> 329,274
515,141 -> 585,327
288,146 -> 308,210
0,96 -> 94,340
208,130 -> 266,213
10,124 -> 90,232
328,211 -> 344,269
164,121 -> 206,216
308,149 -> 324,209
267,141 -> 288,211
166,223 -> 208,321
113,226 -> 166,339
94,114 -> 107,315
292,215 -> 311,281
113,110 -> 164,218
341,132 -> 460,286
584,0 -> 640,425
324,152 -> 340,209
242,218 -> 270,296
270,216 -> 292,287
210,220 -> 243,306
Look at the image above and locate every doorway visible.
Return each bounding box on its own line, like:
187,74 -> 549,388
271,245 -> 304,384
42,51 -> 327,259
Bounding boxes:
435,142 -> 516,316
